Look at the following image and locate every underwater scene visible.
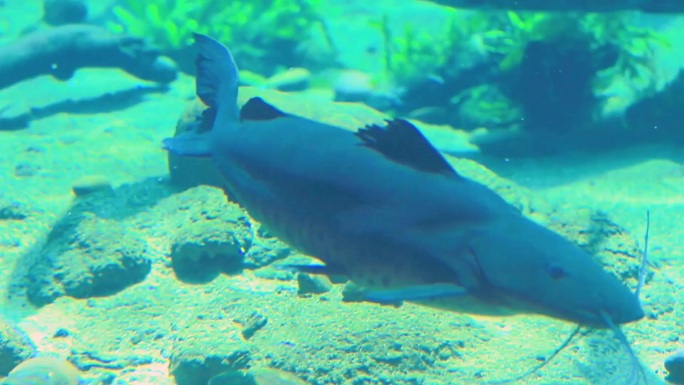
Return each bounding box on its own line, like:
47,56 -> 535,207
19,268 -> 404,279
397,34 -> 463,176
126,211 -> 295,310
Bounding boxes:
1,0 -> 684,384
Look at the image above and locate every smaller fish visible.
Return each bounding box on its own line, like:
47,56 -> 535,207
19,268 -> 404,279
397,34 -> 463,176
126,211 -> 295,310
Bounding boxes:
0,357 -> 79,385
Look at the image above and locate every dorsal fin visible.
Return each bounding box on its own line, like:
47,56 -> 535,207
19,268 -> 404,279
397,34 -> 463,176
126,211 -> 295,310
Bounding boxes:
240,97 -> 290,121
356,119 -> 461,178
193,33 -> 239,121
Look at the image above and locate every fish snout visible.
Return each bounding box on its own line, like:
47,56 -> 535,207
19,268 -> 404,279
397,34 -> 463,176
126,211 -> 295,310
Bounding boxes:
587,284 -> 644,328
608,295 -> 645,325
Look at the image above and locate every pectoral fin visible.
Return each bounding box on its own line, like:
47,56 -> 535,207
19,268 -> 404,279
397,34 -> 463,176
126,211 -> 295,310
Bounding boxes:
361,283 -> 467,304
275,262 -> 347,275
162,132 -> 211,157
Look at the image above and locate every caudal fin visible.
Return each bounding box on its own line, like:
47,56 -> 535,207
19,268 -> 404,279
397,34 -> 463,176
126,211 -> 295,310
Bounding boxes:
193,33 -> 239,121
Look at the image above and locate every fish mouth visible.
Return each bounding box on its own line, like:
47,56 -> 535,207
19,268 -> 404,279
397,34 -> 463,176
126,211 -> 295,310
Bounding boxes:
491,290 -> 643,328
552,302 -> 644,328
611,304 -> 645,325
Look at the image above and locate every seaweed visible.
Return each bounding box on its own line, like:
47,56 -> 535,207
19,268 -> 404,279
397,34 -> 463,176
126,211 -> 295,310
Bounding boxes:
480,11 -> 668,115
376,9 -> 669,131
583,13 -> 670,118
370,10 -> 464,87
106,0 -> 326,75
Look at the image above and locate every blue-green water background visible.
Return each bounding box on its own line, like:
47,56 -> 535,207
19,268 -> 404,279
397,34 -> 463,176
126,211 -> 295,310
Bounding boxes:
0,1 -> 683,385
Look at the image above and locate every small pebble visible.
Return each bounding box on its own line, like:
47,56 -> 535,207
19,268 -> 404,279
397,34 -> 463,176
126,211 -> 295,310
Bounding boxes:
297,273 -> 332,295
240,311 -> 267,340
71,175 -> 112,196
0,204 -> 27,220
14,163 -> 39,177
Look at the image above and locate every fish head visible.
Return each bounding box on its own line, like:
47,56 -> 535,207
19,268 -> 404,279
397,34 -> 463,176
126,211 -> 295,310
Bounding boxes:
465,216 -> 644,328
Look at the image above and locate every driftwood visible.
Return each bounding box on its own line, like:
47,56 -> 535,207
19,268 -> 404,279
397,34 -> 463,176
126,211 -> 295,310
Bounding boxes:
0,24 -> 178,90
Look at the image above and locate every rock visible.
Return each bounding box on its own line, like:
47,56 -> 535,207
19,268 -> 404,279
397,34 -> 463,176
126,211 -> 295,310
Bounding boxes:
341,281 -> 372,303
297,273 -> 332,295
23,179 -> 171,306
166,186 -> 253,283
170,320 -> 251,385
26,213 -> 151,305
0,320 -> 35,376
243,232 -> 292,270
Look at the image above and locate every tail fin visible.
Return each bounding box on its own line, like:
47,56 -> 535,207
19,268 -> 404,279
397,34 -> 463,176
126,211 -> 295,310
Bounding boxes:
193,33 -> 239,122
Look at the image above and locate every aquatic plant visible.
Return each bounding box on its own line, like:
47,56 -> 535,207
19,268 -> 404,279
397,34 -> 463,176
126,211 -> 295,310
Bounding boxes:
583,12 -> 669,86
107,1 -> 199,50
107,0 -> 325,74
478,11 -> 578,71
434,11 -> 669,129
371,11 -> 463,87
479,11 -> 666,94
450,84 -> 522,128
582,13 -> 670,117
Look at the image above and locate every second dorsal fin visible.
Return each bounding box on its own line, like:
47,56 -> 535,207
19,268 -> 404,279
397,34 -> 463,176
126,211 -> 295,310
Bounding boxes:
239,97 -> 289,121
356,119 -> 461,179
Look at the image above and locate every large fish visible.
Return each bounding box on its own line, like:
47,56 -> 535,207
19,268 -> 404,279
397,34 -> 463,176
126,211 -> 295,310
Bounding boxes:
163,34 -> 644,330
425,0 -> 684,13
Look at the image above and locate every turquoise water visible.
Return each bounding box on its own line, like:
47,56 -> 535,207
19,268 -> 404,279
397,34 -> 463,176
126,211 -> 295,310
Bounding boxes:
0,1 -> 683,385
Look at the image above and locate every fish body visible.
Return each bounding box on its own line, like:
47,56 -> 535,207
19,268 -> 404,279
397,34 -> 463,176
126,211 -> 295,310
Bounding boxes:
428,0 -> 684,13
164,34 -> 644,329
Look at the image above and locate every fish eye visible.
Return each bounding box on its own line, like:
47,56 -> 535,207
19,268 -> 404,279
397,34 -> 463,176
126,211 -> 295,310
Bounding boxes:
546,263 -> 567,279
